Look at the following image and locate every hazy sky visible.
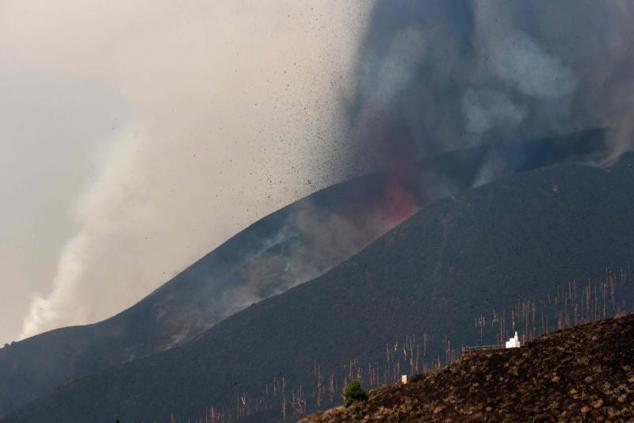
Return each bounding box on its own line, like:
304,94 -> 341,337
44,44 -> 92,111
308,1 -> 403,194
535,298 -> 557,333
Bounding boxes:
0,0 -> 371,344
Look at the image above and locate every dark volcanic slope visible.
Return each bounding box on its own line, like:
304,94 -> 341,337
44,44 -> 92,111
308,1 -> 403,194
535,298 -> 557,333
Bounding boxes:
301,313 -> 634,423
0,164 -> 390,418
5,152 -> 634,423
0,131 -> 602,418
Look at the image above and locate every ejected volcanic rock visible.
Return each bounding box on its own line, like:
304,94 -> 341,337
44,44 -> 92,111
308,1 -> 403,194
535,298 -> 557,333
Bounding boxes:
301,313 -> 634,423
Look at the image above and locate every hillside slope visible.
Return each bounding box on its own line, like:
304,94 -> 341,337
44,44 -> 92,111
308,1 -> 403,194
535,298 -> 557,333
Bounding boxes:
0,130 -> 603,418
301,313 -> 634,422
0,163 -> 388,418
4,150 -> 634,423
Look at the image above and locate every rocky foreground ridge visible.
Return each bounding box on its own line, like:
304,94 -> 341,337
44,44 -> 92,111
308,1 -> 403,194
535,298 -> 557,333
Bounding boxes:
300,313 -> 634,422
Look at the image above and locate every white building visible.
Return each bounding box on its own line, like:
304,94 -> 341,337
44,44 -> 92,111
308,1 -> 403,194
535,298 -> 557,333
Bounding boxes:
505,331 -> 521,349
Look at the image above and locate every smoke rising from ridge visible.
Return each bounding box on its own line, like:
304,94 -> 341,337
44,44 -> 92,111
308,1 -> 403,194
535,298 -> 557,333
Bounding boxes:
11,0 -> 371,340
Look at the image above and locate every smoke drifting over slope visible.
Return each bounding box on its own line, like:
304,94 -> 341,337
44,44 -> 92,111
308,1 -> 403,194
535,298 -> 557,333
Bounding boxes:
13,0 -> 370,339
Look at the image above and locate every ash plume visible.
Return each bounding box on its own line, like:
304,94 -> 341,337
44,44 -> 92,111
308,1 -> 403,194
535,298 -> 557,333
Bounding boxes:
347,0 -> 634,183
15,0 -> 634,341
17,0 -> 371,340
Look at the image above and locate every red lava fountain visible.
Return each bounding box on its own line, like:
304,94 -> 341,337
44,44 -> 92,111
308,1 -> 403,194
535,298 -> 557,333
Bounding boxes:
382,177 -> 417,226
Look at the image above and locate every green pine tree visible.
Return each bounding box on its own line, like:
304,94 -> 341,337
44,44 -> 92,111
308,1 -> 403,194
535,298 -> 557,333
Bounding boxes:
343,380 -> 368,407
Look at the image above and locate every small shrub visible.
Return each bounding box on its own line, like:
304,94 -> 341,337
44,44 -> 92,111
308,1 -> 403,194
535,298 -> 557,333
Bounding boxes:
343,380 -> 368,407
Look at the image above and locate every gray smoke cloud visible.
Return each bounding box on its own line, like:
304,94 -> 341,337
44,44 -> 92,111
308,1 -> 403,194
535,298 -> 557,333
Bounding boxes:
462,88 -> 526,134
347,0 -> 634,176
488,30 -> 577,99
362,27 -> 426,110
5,0 -> 371,340
221,199 -> 388,317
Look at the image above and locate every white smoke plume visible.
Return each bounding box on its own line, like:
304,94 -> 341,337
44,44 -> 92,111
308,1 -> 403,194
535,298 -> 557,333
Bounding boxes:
461,88 -> 526,134
470,1 -> 634,154
364,27 -> 427,109
13,0 -> 371,339
488,31 -> 577,99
